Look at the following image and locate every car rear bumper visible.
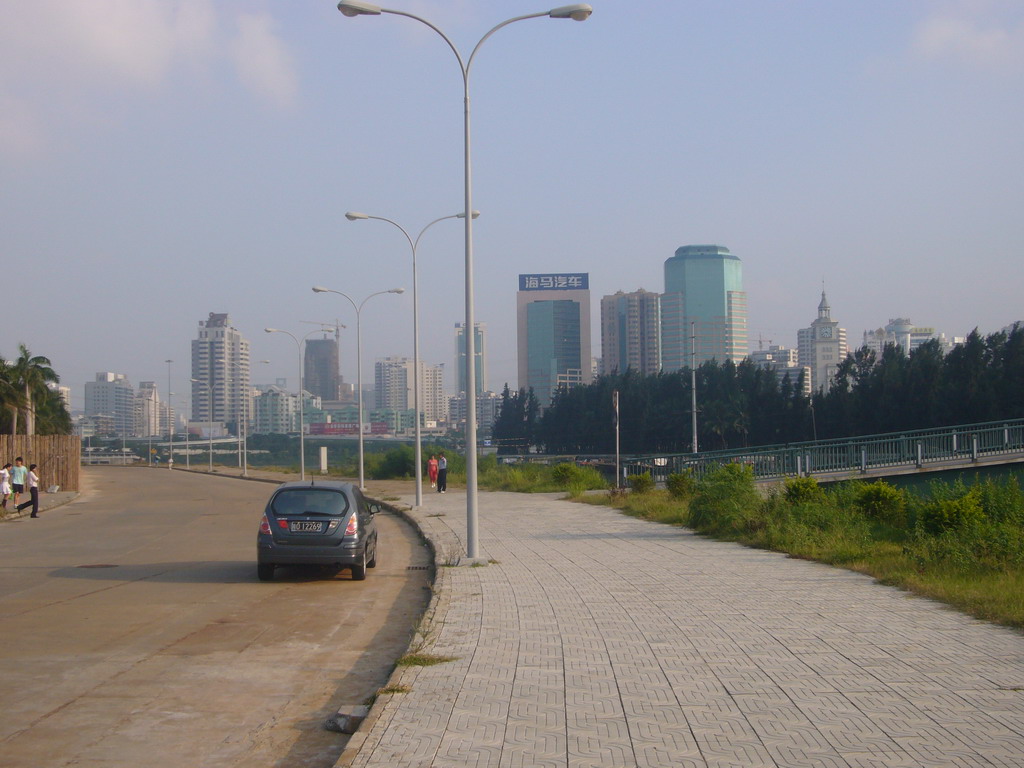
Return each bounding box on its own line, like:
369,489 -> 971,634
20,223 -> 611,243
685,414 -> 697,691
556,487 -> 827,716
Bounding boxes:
257,536 -> 365,567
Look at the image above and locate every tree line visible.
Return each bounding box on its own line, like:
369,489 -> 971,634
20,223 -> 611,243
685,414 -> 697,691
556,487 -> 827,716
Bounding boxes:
492,325 -> 1024,455
1,344 -> 70,435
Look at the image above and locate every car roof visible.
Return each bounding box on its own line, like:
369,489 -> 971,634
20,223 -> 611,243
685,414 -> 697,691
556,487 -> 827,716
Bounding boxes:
274,480 -> 356,493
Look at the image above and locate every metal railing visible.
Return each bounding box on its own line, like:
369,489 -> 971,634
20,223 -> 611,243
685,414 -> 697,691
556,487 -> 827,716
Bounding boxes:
616,419 -> 1024,483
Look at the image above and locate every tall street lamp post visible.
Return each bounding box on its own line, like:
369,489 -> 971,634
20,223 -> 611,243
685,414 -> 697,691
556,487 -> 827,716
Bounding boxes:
190,378 -> 214,472
264,330 -> 329,481
165,359 -> 174,469
344,210 -> 477,508
312,286 -> 404,490
335,1 -> 592,558
218,357 -> 268,477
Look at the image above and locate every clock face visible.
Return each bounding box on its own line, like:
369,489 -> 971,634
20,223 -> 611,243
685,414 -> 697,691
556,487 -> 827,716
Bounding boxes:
819,326 -> 833,339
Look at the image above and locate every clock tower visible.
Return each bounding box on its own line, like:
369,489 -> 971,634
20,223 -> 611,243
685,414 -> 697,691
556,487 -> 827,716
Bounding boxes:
797,290 -> 847,392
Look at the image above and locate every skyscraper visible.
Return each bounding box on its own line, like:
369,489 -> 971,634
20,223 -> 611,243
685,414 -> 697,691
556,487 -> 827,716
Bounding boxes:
191,312 -> 250,432
797,291 -> 848,392
454,322 -> 487,396
374,356 -> 446,424
600,289 -> 661,375
84,372 -> 134,437
304,334 -> 342,402
516,273 -> 592,408
660,245 -> 747,370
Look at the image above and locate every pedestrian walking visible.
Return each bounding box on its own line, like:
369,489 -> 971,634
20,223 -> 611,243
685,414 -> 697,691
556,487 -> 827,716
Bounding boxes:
437,452 -> 447,493
16,463 -> 40,518
0,462 -> 11,511
427,455 -> 439,489
10,457 -> 27,509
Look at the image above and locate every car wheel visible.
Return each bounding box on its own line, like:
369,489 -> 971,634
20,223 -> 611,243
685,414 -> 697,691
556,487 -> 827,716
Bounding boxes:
367,536 -> 378,568
257,563 -> 275,582
351,549 -> 367,581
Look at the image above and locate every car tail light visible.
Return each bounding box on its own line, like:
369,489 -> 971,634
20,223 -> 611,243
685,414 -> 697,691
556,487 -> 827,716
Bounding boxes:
344,514 -> 358,536
259,515 -> 271,535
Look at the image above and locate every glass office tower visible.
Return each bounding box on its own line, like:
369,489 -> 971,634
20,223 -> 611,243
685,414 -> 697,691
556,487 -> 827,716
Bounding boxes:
661,245 -> 747,371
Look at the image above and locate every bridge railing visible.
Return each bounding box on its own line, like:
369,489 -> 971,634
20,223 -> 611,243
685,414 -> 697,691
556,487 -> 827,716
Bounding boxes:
503,419 -> 1024,484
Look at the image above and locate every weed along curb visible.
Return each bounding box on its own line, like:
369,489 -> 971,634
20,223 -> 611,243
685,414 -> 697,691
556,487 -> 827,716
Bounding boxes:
335,495 -> 461,767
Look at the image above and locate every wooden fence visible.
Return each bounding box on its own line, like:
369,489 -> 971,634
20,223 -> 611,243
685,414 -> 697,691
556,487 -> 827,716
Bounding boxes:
0,435 -> 80,492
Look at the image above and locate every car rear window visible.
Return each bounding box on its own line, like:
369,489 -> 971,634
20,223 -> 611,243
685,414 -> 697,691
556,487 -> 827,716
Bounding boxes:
271,488 -> 350,517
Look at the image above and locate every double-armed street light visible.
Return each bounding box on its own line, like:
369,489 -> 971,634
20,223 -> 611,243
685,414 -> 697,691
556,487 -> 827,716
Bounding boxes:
217,357 -> 269,477
190,377 -> 214,472
334,1 -> 592,558
264,329 -> 331,480
344,210 -> 478,508
165,359 -> 174,469
312,286 -> 404,490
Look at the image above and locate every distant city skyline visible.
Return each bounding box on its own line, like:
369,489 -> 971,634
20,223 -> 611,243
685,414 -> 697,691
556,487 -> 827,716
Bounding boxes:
4,3 -> 1021,407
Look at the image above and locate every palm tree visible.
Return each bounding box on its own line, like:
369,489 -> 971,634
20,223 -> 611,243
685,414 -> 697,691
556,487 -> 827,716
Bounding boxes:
10,344 -> 59,436
0,358 -> 26,434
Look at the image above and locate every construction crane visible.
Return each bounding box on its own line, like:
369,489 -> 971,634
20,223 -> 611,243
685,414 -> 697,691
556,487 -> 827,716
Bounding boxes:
299,320 -> 346,341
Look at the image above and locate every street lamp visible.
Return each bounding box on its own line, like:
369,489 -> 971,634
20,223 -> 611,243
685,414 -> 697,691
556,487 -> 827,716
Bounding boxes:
312,286 -> 404,489
345,209 -> 478,507
165,359 -> 174,469
264,329 -> 329,480
335,2 -> 592,558
190,378 -> 214,473
217,357 -> 269,477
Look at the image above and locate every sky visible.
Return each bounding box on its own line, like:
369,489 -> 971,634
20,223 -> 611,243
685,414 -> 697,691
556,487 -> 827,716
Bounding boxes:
3,0 -> 1023,414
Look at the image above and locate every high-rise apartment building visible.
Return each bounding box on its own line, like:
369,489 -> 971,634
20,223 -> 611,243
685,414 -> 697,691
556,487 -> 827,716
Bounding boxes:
797,291 -> 848,392
454,322 -> 487,396
661,245 -> 747,370
516,273 -> 592,408
84,372 -> 134,437
305,334 -> 342,402
600,289 -> 661,375
374,356 -> 446,424
136,382 -> 161,437
191,312 -> 251,432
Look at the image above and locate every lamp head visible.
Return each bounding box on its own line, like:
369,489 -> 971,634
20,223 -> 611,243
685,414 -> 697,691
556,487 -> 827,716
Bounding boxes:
457,210 -> 482,220
312,286 -> 329,293
549,4 -> 592,20
345,211 -> 369,220
390,288 -> 406,295
338,1 -> 382,16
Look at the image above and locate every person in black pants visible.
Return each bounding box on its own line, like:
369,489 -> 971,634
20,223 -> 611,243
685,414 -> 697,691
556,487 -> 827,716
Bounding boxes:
16,464 -> 40,518
436,452 -> 447,493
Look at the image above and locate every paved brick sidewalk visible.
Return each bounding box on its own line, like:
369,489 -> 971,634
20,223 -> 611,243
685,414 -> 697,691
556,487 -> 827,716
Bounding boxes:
341,489 -> 1024,768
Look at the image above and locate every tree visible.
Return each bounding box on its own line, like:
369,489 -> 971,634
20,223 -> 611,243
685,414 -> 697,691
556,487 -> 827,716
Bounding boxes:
9,344 -> 59,435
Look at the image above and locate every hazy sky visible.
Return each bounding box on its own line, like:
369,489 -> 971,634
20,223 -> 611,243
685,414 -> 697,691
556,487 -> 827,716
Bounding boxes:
3,1 -> 1022,412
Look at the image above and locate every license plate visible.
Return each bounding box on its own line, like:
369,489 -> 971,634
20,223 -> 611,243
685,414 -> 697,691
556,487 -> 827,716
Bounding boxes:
290,521 -> 322,532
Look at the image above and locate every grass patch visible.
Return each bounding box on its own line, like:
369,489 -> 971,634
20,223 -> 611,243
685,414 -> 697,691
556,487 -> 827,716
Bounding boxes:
396,653 -> 458,667
579,469 -> 1024,629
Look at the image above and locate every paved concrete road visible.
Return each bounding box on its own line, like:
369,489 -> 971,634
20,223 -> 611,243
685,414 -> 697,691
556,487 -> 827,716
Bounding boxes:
350,489 -> 1024,768
0,466 -> 431,768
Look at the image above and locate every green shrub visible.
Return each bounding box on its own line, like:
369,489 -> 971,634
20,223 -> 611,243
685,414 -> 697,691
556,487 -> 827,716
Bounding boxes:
783,476 -> 825,505
855,481 -> 907,527
628,472 -> 655,494
688,463 -> 763,535
666,471 -> 697,499
551,462 -> 582,486
918,489 -> 986,535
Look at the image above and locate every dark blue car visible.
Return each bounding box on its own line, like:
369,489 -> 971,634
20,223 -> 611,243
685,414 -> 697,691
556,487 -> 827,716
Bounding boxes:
257,480 -> 379,581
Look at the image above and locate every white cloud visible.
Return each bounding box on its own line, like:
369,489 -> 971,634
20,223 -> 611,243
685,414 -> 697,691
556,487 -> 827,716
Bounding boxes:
911,2 -> 1024,71
0,1 -> 296,160
229,13 -> 298,109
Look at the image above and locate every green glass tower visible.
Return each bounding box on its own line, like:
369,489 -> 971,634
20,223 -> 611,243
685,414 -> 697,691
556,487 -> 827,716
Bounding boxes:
661,245 -> 747,371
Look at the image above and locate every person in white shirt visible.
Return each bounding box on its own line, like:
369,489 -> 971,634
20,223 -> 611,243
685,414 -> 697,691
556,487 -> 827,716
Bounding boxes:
16,463 -> 40,518
0,462 -> 11,511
